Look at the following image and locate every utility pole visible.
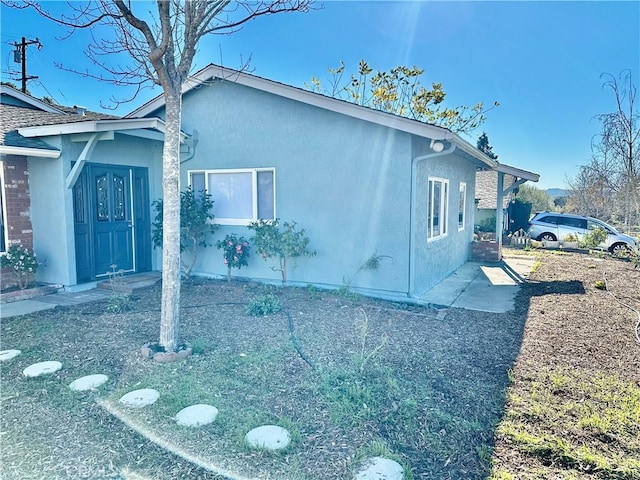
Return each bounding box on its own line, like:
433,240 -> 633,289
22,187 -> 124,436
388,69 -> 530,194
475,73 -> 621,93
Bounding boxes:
13,37 -> 42,93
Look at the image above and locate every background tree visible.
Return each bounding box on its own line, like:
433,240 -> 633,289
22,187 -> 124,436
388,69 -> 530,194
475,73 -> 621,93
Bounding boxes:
514,184 -> 553,214
594,71 -> 639,229
567,70 -> 639,230
12,0 -> 311,352
308,60 -> 499,134
565,156 -> 616,221
477,132 -> 498,159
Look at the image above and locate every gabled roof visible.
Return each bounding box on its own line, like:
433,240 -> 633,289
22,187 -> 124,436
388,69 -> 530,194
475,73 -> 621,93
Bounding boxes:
126,63 -> 499,169
0,104 -> 118,145
0,84 -> 65,113
0,85 -> 175,158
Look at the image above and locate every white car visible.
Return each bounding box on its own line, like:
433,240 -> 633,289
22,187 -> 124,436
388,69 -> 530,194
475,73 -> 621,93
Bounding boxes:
527,212 -> 639,254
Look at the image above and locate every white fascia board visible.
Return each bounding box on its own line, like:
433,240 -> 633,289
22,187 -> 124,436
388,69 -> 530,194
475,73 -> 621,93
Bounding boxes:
0,85 -> 65,113
17,117 -> 186,142
496,163 -> 540,182
18,118 -> 163,137
0,145 -> 61,158
117,128 -> 166,142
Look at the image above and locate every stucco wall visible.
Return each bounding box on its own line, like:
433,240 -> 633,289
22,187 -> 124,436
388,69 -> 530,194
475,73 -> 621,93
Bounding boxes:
170,81 -> 414,295
411,140 -> 477,296
29,134 -> 161,286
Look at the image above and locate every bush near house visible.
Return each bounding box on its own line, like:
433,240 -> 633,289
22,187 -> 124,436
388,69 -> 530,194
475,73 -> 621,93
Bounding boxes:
152,187 -> 218,278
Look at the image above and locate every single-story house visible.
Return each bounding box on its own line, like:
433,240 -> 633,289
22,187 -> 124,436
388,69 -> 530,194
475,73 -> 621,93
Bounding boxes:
1,66 -> 538,300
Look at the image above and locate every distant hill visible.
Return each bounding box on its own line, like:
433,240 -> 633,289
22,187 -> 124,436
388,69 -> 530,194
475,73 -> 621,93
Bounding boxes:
546,188 -> 569,198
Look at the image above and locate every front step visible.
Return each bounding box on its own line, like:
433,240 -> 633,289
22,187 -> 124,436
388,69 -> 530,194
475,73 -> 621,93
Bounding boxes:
97,272 -> 161,295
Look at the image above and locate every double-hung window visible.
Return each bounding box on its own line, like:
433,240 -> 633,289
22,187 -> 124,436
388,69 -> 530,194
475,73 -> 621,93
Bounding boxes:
189,168 -> 275,225
458,182 -> 466,231
427,177 -> 449,240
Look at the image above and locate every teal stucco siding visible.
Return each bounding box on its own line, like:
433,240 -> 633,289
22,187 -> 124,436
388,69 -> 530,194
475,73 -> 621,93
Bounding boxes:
178,81 -> 413,296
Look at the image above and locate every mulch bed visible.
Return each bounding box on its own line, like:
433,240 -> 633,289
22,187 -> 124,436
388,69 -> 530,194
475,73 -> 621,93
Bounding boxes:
1,249 -> 638,479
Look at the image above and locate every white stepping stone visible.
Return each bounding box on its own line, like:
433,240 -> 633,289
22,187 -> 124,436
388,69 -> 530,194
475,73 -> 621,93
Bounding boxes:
23,361 -> 62,377
118,388 -> 159,408
174,404 -> 219,427
0,349 -> 21,362
354,457 -> 404,480
245,425 -> 291,450
69,374 -> 109,391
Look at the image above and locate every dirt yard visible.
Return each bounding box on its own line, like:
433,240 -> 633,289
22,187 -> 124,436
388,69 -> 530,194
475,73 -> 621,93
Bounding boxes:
1,248 -> 638,479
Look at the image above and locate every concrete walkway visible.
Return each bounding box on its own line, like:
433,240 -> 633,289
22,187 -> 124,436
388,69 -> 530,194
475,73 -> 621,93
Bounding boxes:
420,253 -> 537,313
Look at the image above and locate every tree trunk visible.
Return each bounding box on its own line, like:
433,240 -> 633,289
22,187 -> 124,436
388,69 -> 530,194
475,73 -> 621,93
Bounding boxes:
159,90 -> 182,352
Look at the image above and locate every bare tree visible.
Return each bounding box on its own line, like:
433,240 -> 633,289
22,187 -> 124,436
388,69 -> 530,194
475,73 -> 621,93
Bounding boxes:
594,71 -> 640,229
9,0 -> 311,352
566,157 -> 617,220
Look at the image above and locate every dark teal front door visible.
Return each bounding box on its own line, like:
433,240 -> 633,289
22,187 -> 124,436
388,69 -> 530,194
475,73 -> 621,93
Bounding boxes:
73,164 -> 151,282
93,166 -> 133,276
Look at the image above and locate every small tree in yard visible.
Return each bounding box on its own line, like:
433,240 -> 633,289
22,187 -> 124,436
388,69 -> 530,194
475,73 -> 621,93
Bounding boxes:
216,234 -> 250,283
152,187 -> 217,279
248,219 -> 315,284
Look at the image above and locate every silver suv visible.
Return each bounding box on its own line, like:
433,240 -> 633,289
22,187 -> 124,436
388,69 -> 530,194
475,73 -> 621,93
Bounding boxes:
527,212 -> 639,254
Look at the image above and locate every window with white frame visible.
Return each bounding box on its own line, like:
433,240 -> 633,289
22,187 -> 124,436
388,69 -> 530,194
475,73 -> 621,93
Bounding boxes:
427,177 -> 449,240
189,168 -> 275,225
458,182 -> 466,230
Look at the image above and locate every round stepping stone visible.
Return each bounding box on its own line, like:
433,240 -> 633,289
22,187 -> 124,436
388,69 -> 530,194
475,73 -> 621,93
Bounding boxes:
118,388 -> 159,408
69,374 -> 109,391
23,361 -> 62,377
0,349 -> 21,362
245,425 -> 291,450
354,457 -> 404,480
174,404 -> 219,427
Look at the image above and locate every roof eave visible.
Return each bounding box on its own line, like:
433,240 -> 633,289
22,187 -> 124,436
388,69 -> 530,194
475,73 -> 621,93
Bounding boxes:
0,145 -> 61,158
16,117 -> 186,142
495,163 -> 540,182
0,85 -> 66,114
126,64 -> 495,166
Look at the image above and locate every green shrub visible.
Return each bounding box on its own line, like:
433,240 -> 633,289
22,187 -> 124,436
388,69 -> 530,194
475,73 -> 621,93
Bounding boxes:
248,219 -> 315,284
476,216 -> 496,233
152,186 -> 218,278
580,227 -> 608,249
246,293 -> 282,316
216,234 -> 250,282
0,244 -> 38,289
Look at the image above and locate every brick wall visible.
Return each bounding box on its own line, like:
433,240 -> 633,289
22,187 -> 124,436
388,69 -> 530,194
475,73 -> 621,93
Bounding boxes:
470,241 -> 502,262
1,156 -> 34,290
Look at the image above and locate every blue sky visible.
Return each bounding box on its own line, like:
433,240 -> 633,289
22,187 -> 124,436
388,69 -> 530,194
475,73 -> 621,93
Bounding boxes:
1,1 -> 639,189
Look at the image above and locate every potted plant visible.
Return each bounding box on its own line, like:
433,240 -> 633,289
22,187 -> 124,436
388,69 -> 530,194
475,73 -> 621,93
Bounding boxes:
562,233 -> 579,249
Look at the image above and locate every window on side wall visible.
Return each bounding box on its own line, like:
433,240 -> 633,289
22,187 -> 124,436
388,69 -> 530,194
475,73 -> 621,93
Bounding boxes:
188,168 -> 275,225
458,182 -> 466,231
427,177 -> 449,240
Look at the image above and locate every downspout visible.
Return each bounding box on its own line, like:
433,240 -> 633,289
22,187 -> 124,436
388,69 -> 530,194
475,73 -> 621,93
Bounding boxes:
496,171 -> 504,253
408,142 -> 457,298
